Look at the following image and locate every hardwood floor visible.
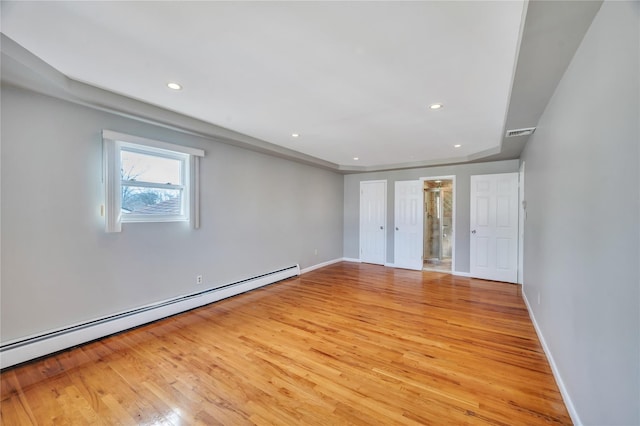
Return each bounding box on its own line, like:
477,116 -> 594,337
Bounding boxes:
1,262 -> 571,425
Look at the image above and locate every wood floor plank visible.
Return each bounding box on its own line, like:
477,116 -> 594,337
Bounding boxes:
1,263 -> 572,424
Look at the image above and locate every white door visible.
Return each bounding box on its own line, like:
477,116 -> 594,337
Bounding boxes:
518,162 -> 525,285
394,180 -> 423,270
470,173 -> 519,283
360,181 -> 387,265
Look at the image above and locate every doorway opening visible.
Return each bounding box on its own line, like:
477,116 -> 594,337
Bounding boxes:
423,179 -> 453,272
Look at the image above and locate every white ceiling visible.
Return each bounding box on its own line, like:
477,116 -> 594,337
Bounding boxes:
1,1 -> 527,169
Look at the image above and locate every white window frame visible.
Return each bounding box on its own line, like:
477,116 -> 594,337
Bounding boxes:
103,130 -> 205,233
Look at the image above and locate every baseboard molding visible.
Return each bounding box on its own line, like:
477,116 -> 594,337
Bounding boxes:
300,258 -> 344,274
342,257 -> 361,263
522,291 -> 582,425
0,265 -> 300,369
384,262 -> 395,267
452,271 -> 471,277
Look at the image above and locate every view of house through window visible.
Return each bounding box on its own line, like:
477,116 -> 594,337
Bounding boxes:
103,130 -> 205,232
120,149 -> 185,216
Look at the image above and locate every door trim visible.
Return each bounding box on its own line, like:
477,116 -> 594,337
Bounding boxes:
420,175 -> 456,273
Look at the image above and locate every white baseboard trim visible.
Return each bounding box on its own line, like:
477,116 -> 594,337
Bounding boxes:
452,271 -> 471,277
0,264 -> 300,369
522,291 -> 582,426
300,258 -> 344,274
342,257 -> 361,263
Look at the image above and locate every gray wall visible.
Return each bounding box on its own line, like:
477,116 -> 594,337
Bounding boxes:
343,159 -> 519,272
1,85 -> 344,342
520,2 -> 639,424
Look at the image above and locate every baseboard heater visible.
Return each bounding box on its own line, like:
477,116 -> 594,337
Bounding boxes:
0,264 -> 300,369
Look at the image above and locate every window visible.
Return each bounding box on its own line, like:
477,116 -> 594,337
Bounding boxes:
120,147 -> 187,220
103,130 -> 204,232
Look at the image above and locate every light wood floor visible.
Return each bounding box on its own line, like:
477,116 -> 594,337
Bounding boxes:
1,262 -> 571,425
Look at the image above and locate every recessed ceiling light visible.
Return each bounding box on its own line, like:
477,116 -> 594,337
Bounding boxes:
353,157 -> 359,161
429,103 -> 443,110
454,144 -> 462,148
167,82 -> 182,90
291,133 -> 300,138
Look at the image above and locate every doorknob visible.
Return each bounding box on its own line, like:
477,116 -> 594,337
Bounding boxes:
471,230 -> 476,234
396,227 -> 399,231
380,226 -> 384,230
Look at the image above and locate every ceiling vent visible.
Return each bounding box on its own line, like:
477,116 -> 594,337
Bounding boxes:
506,127 -> 536,137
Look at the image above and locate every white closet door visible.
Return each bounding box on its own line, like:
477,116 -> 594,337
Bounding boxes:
470,173 -> 519,283
394,180 -> 423,270
360,180 -> 387,265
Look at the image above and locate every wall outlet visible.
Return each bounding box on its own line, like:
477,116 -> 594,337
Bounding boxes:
537,292 -> 541,305
314,249 -> 318,255
196,275 -> 203,285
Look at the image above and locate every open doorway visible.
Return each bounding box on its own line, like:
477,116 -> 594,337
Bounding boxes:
423,178 -> 454,272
